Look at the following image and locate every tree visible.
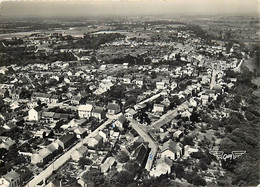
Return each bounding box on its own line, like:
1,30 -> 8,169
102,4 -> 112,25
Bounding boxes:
169,95 -> 182,107
78,157 -> 93,169
90,55 -> 98,63
117,151 -> 129,163
172,163 -> 184,178
190,111 -> 200,122
192,174 -> 207,186
82,169 -> 105,186
155,95 -> 164,104
125,97 -> 137,107
37,99 -> 42,106
199,160 -> 208,171
19,89 -> 31,99
124,160 -> 142,176
115,171 -> 135,186
109,85 -> 125,99
185,172 -> 207,186
245,111 -> 255,121
181,136 -> 194,146
175,53 -> 181,61
0,97 -> 10,113
150,71 -> 157,79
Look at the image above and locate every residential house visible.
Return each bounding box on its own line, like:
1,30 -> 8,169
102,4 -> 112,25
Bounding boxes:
31,148 -> 52,165
87,134 -> 103,147
0,112 -> 18,122
126,130 -> 138,143
189,98 -> 197,108
124,108 -> 137,119
0,89 -> 9,98
0,66 -> 8,75
122,75 -> 132,84
53,113 -> 71,121
181,110 -> 192,120
206,90 -> 217,98
50,95 -> 60,104
150,157 -> 173,177
183,145 -> 199,158
56,133 -> 77,150
99,64 -> 107,71
3,122 -> 17,131
71,95 -> 81,105
98,131 -> 107,142
0,136 -> 15,150
212,85 -> 223,94
161,65 -> 169,71
153,104 -> 164,113
15,166 -> 33,185
123,63 -> 129,69
161,140 -> 183,160
46,179 -> 66,187
92,107 -> 106,120
34,130 -> 46,138
161,98 -> 171,107
135,78 -> 144,87
100,157 -> 116,173
131,142 -> 150,168
11,89 -> 21,101
107,103 -> 121,115
94,87 -> 106,95
78,104 -> 93,119
114,114 -> 127,130
156,82 -> 165,90
201,94 -> 210,106
173,130 -> 183,140
64,77 -> 71,84
74,127 -> 88,139
46,142 -> 62,158
42,112 -> 55,123
28,106 -> 42,121
32,92 -> 51,103
109,131 -> 120,140
71,145 -> 88,161
0,170 -> 21,187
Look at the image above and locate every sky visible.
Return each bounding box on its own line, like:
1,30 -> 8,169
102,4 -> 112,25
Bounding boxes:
0,0 -> 259,18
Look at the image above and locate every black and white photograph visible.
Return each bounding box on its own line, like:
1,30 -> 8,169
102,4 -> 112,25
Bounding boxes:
0,0 -> 259,186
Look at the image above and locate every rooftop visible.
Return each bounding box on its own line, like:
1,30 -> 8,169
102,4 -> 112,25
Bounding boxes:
78,104 -> 93,111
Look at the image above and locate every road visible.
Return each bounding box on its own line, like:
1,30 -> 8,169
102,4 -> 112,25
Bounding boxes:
136,91 -> 162,106
25,118 -> 113,187
48,103 -> 78,111
210,68 -> 217,90
233,59 -> 244,72
129,119 -> 158,171
148,109 -> 179,130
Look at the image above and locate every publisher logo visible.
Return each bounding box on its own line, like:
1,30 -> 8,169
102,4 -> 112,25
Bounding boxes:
210,151 -> 246,161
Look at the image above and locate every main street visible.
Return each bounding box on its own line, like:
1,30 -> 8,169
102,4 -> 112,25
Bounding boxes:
26,118 -> 113,187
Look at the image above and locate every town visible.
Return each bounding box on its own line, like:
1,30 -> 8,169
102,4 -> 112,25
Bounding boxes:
0,15 -> 259,187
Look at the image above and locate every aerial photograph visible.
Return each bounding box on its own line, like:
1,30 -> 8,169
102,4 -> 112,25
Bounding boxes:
0,0 -> 259,186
